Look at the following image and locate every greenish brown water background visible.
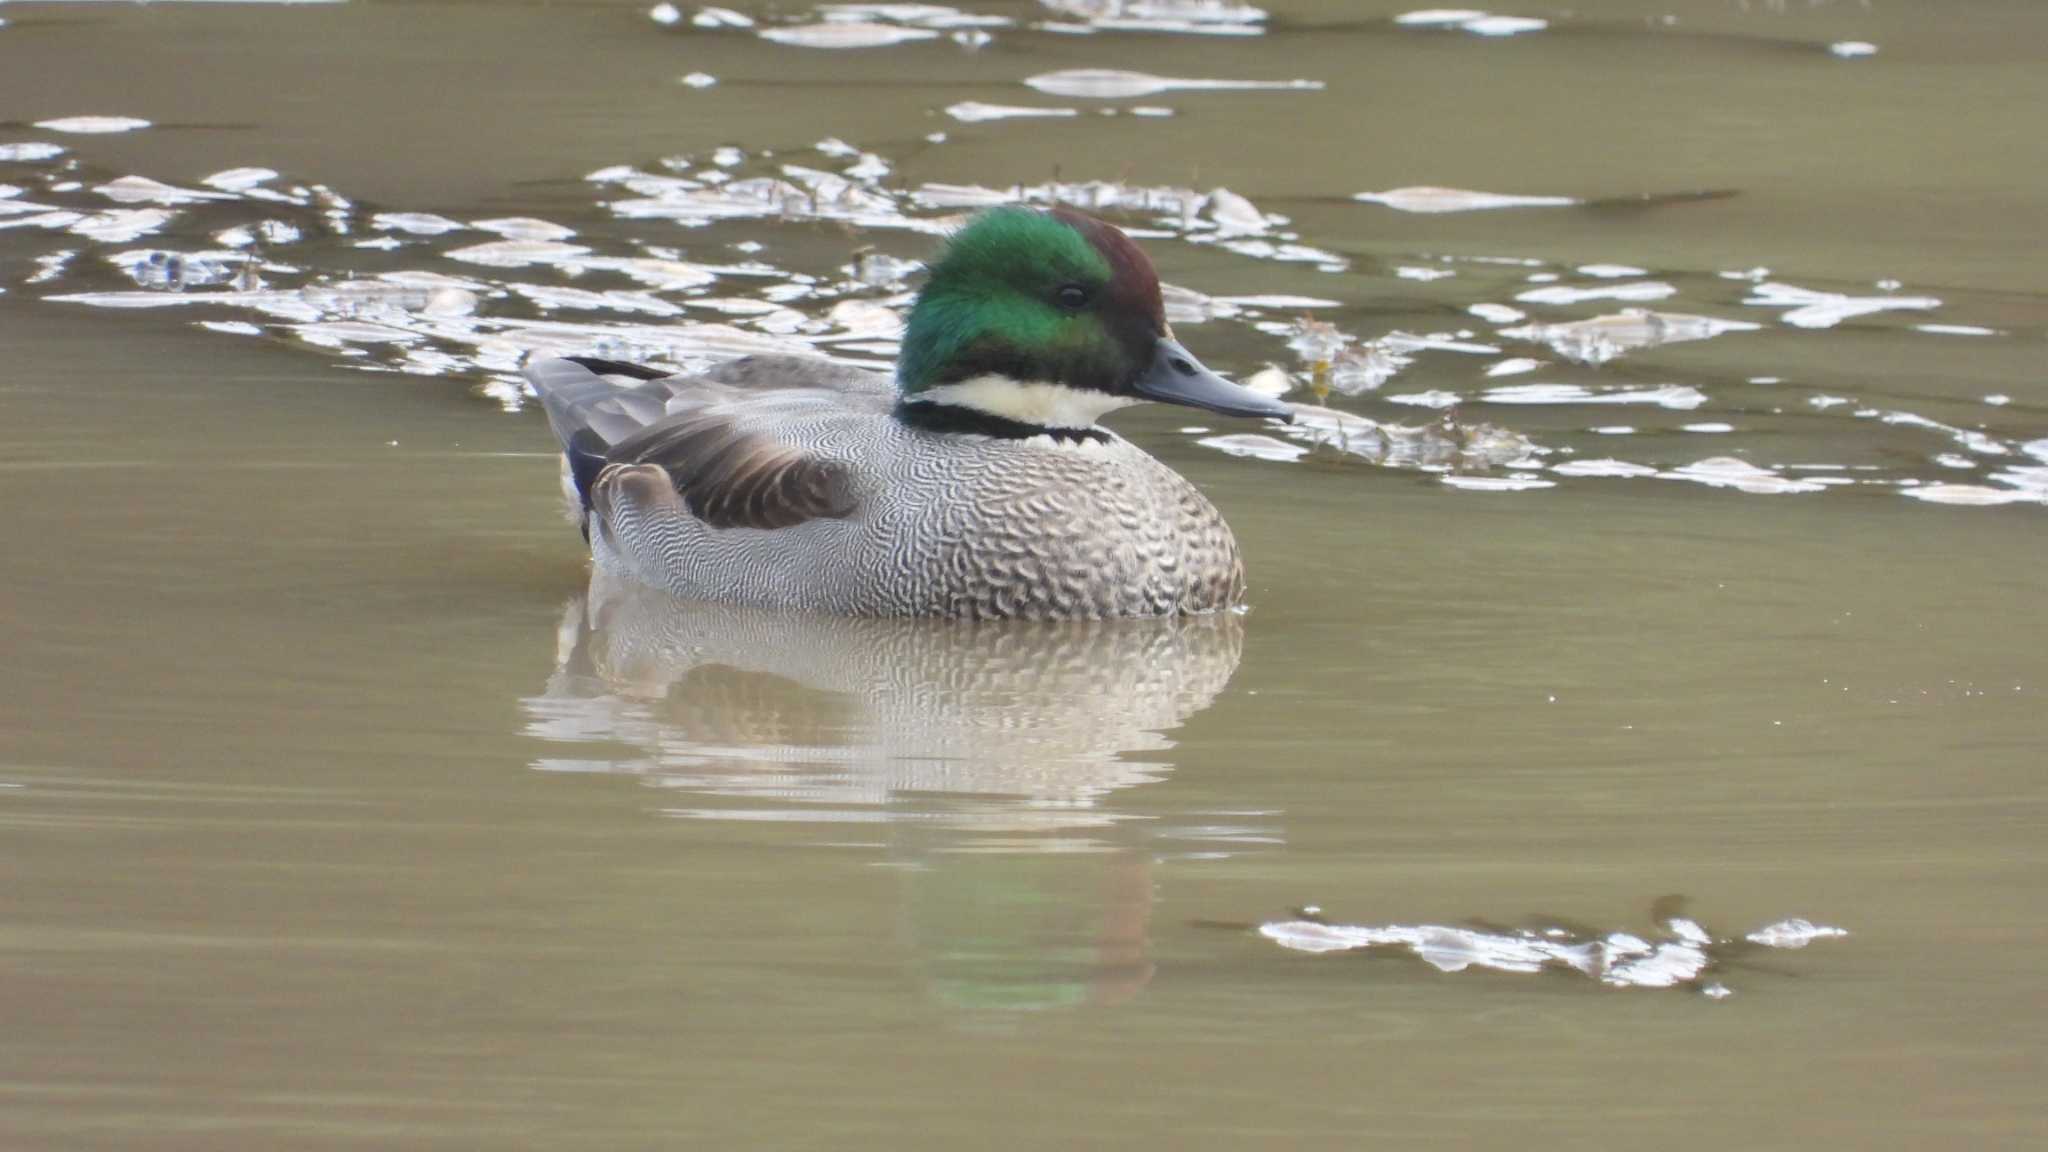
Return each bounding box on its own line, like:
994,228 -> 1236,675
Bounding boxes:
2,2 -> 2044,1148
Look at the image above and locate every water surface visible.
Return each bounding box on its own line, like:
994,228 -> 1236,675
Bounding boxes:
2,2 -> 2044,1148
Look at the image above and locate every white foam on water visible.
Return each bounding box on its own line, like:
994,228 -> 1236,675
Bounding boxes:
1878,410 -> 2011,456
70,208 -> 177,244
470,217 -> 576,241
760,22 -> 940,48
195,169 -> 276,194
95,176 -> 236,206
1900,484 -> 2042,507
35,116 -> 152,134
199,320 -> 264,336
1386,391 -> 1462,409
1283,406 -> 1537,470
1553,458 -> 1658,478
1394,10 -> 1545,35
1744,919 -> 1851,948
1516,281 -> 1676,306
945,102 -> 1078,123
1261,912 -> 1845,993
1393,9 -> 1487,24
1746,281 -> 1940,328
0,143 -> 68,162
1661,458 -> 1826,495
1197,434 -> 1307,462
694,6 -> 753,27
1441,473 -> 1553,491
1354,186 -> 1577,213
1240,365 -> 1293,398
374,212 -> 465,236
1481,383 -> 1707,410
442,239 -> 592,268
1461,15 -> 1546,36
1025,69 -> 1322,98
6,130 -> 2029,508
1502,310 -> 1758,365
1216,294 -> 1342,309
1468,302 -> 1525,323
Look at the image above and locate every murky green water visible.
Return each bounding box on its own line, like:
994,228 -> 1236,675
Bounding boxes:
3,2 -> 2044,1148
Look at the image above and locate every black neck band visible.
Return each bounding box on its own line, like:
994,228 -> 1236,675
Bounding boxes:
893,400 -> 1112,445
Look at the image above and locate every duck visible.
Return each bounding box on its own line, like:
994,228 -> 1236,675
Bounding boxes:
526,206 -> 1292,619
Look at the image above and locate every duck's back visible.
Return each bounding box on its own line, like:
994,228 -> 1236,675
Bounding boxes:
528,355 -> 1245,619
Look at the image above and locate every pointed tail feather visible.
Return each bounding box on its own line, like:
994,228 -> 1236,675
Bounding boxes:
525,357 -> 658,515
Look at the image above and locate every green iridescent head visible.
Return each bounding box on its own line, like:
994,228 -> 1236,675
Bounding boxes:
895,207 -> 1292,429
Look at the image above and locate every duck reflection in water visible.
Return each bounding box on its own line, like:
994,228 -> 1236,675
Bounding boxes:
523,568 -> 1246,1015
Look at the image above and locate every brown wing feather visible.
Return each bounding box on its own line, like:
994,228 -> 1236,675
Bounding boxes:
605,412 -> 858,531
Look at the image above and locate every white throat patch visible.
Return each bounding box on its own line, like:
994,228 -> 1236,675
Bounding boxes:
920,375 -> 1137,430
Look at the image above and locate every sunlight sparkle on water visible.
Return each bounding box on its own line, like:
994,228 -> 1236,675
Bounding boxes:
1262,910 -> 1846,994
4,127 -> 2037,508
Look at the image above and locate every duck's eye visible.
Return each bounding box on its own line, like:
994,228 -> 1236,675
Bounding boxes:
1054,283 -> 1091,310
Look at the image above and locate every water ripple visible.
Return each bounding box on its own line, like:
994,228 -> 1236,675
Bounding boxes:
1,128 -> 2038,507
